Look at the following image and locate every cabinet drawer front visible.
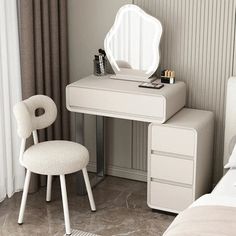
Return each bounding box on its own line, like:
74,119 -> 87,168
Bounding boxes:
68,87 -> 165,120
149,181 -> 193,212
150,154 -> 193,185
151,126 -> 196,156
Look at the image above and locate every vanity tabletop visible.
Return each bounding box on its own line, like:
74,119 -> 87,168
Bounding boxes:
67,74 -> 186,97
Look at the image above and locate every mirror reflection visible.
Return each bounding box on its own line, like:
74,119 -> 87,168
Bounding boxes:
104,4 -> 162,81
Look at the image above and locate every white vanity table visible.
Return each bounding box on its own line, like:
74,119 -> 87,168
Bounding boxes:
66,75 -> 214,213
66,4 -> 214,213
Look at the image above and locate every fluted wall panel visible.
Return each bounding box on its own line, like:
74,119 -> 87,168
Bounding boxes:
133,0 -> 236,184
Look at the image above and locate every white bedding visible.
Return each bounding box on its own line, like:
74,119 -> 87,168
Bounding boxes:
190,168 -> 236,208
212,168 -> 236,196
191,194 -> 236,208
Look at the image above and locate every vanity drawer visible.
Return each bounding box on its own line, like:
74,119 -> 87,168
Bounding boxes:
149,181 -> 193,212
68,87 -> 165,121
151,125 -> 196,156
150,154 -> 193,185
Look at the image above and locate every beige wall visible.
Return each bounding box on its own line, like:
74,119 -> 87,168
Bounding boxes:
67,0 -> 135,175
68,0 -> 132,82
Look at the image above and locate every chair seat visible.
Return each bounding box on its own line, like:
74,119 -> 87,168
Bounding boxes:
22,140 -> 89,175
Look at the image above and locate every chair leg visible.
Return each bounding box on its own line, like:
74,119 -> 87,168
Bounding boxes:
82,168 -> 96,212
18,170 -> 31,225
46,175 -> 52,202
60,175 -> 71,235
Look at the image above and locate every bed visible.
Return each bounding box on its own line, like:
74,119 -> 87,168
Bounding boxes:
163,77 -> 236,236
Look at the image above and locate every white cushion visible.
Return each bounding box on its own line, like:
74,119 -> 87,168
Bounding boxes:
22,141 -> 89,175
224,144 -> 236,169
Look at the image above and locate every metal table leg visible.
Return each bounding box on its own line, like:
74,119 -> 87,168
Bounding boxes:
96,116 -> 105,177
76,114 -> 105,196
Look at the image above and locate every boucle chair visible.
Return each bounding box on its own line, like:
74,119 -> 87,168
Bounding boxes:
13,95 -> 96,235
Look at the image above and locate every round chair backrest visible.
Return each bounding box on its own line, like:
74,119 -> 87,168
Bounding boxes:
13,95 -> 57,139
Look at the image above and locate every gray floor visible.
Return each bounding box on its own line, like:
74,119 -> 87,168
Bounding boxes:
0,175 -> 175,236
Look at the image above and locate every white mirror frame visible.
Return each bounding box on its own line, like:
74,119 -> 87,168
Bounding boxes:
104,4 -> 162,82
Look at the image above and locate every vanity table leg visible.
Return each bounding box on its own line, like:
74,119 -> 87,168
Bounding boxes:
96,116 -> 105,177
87,116 -> 106,187
88,116 -> 106,187
76,114 -> 105,196
75,113 -> 87,195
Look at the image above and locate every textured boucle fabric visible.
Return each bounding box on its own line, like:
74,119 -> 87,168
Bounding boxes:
22,141 -> 89,175
13,101 -> 33,139
13,95 -> 57,138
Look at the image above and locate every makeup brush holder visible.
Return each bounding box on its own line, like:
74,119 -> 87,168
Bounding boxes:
93,58 -> 108,76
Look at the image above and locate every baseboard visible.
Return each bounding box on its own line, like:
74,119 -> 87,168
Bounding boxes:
87,161 -> 147,182
87,161 -> 97,172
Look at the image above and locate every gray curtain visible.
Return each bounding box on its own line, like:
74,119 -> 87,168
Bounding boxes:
18,0 -> 70,192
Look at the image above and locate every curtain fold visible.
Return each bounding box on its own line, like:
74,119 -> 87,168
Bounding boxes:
0,0 -> 25,202
18,0 -> 70,192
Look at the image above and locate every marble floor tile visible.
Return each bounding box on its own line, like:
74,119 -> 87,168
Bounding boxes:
0,175 -> 175,236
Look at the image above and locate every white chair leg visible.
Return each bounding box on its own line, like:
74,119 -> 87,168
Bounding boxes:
60,175 -> 71,235
46,175 -> 52,202
82,168 -> 96,212
18,170 -> 31,225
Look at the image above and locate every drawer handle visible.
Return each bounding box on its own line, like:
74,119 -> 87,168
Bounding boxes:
151,150 -> 194,160
151,177 -> 192,188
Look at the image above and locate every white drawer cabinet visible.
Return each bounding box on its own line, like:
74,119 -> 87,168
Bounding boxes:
148,108 -> 214,213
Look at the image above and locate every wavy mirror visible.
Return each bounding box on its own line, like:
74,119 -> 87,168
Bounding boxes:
104,4 -> 162,82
